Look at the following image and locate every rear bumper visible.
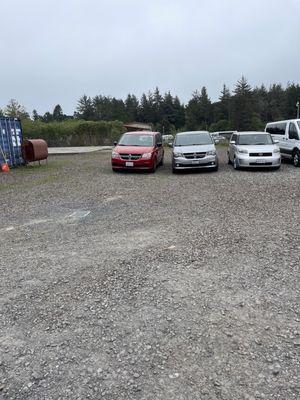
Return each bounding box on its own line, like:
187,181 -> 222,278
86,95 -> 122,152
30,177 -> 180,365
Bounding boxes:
236,155 -> 281,167
173,155 -> 218,170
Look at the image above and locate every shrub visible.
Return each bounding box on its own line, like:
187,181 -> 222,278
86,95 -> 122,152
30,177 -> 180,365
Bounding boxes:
22,119 -> 124,146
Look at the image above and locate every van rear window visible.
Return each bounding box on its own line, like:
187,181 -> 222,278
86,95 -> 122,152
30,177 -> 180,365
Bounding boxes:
266,123 -> 286,135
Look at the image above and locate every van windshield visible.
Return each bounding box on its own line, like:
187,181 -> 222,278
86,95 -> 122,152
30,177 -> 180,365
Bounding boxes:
237,134 -> 273,145
175,132 -> 212,146
118,134 -> 154,147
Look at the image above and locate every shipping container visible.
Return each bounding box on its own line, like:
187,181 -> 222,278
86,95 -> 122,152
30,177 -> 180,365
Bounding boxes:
0,117 -> 24,167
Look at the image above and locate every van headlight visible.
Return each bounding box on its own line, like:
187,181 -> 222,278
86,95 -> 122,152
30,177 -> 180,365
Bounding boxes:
237,148 -> 248,154
112,151 -> 120,159
173,152 -> 183,158
273,148 -> 280,154
207,150 -> 216,156
141,152 -> 152,159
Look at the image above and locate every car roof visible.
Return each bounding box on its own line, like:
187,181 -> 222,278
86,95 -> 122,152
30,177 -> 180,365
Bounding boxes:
176,130 -> 209,136
124,131 -> 158,135
236,131 -> 269,135
266,119 -> 300,124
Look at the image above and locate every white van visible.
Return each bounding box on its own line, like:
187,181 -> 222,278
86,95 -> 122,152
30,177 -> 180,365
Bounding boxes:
265,119 -> 300,167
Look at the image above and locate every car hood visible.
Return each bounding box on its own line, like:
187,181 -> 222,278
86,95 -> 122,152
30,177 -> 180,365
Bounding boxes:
173,144 -> 215,153
236,144 -> 278,152
115,145 -> 153,154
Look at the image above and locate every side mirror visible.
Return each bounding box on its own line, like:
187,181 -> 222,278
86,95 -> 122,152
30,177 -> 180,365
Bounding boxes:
214,139 -> 220,144
274,140 -> 279,144
113,141 -> 117,146
230,140 -> 236,144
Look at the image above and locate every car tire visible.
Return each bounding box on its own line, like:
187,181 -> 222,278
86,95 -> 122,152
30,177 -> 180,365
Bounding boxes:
172,167 -> 177,173
227,154 -> 231,164
233,156 -> 240,170
112,168 -> 118,172
212,164 -> 219,171
150,159 -> 157,173
292,150 -> 300,167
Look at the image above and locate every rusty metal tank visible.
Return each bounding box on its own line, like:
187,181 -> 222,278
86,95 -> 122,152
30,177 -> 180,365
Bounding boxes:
22,139 -> 48,162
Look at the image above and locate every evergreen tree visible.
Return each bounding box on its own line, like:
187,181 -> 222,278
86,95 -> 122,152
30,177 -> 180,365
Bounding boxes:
125,94 -> 139,121
53,104 -> 64,121
32,109 -> 40,121
218,84 -> 231,121
232,77 -> 253,130
75,95 -> 94,120
4,99 -> 29,119
186,87 -> 212,130
253,84 -> 268,123
285,83 -> 300,119
41,112 -> 53,123
266,84 -> 285,121
138,93 -> 153,122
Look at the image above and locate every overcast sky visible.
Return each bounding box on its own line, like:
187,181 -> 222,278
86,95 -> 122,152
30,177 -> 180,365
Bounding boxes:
0,0 -> 299,115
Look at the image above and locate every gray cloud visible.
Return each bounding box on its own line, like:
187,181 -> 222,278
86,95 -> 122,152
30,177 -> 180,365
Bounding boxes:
0,0 -> 299,114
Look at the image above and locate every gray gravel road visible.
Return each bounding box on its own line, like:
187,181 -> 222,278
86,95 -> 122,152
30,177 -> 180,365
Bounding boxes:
0,148 -> 299,399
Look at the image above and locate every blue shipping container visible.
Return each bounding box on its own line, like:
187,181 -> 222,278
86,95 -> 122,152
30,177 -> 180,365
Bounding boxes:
0,117 -> 24,167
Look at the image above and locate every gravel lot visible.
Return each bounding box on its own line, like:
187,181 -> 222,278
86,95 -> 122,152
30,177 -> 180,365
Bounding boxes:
0,148 -> 299,400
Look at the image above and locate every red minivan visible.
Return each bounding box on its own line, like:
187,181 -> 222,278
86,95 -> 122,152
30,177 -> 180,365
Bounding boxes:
111,131 -> 164,172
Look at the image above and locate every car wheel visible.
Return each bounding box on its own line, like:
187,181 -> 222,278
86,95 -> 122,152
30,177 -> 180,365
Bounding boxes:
292,150 -> 300,167
227,154 -> 231,164
150,159 -> 157,173
212,164 -> 219,171
233,157 -> 240,170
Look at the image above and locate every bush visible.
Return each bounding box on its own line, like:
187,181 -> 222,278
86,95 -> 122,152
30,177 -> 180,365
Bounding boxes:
22,119 -> 124,146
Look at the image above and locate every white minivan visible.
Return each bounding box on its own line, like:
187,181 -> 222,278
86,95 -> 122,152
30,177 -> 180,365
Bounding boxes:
265,119 -> 300,167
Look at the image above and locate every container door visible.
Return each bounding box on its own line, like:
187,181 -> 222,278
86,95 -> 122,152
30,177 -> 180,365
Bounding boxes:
9,118 -> 23,166
0,118 -> 13,166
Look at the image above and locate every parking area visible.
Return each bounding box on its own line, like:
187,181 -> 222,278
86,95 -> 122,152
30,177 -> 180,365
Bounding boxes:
0,148 -> 299,399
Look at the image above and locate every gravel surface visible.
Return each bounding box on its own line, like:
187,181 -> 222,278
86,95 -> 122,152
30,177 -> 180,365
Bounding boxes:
0,148 -> 299,399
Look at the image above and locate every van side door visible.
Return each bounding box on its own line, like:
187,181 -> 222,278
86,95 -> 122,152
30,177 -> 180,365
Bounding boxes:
286,122 -> 300,155
272,122 -> 288,156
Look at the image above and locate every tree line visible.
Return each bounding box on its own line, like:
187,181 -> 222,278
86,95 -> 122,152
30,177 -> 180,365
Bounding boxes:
2,77 -> 300,133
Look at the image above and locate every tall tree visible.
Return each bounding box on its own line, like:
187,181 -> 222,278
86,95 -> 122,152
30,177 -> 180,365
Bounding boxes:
232,77 -> 253,130
4,99 -> 29,119
32,109 -> 40,121
266,84 -> 285,121
53,104 -> 64,121
186,87 -> 212,130
285,82 -> 300,119
125,94 -> 139,121
75,95 -> 94,120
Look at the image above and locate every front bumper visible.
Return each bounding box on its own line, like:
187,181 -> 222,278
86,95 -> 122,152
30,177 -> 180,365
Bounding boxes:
236,154 -> 281,168
112,158 -> 154,170
173,155 -> 218,170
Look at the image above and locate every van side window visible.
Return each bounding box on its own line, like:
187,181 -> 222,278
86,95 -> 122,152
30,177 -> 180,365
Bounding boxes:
289,123 -> 299,140
267,123 -> 286,135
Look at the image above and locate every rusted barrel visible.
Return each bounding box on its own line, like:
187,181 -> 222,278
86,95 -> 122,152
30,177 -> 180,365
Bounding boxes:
22,139 -> 48,162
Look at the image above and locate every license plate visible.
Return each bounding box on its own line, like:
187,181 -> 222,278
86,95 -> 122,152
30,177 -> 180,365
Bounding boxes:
192,160 -> 200,164
126,161 -> 134,167
256,159 -> 265,164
